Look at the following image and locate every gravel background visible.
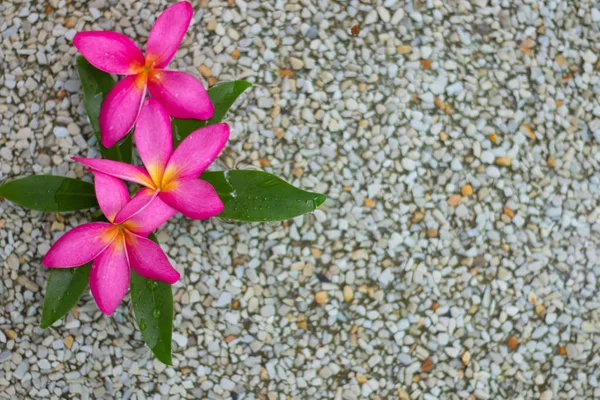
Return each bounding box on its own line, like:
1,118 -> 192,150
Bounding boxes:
2,0 -> 600,399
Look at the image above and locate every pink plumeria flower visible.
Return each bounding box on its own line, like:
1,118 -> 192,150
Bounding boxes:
73,98 -> 228,220
43,173 -> 179,315
73,1 -> 214,148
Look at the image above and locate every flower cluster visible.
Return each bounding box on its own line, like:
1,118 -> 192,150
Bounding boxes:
43,1 -> 226,315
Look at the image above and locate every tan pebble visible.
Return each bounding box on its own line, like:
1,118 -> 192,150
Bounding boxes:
426,229 -> 438,238
495,156 -> 512,166
55,212 -> 64,223
356,374 -> 368,384
528,291 -> 537,305
439,131 -> 448,142
535,304 -> 545,315
357,83 -> 367,92
489,133 -> 498,143
448,194 -> 461,207
507,336 -> 518,350
275,128 -> 285,138
397,45 -> 412,54
431,302 -> 439,311
461,351 -> 471,365
547,156 -> 556,168
315,291 -> 328,304
555,54 -> 567,66
206,19 -> 217,30
311,248 -> 321,258
51,221 -> 64,231
412,211 -> 424,223
461,184 -> 473,197
343,286 -> 354,302
5,329 -> 17,340
207,76 -> 217,87
421,357 -> 433,373
296,319 -> 307,330
521,124 -> 536,140
258,158 -> 270,167
420,59 -> 431,69
557,345 -> 567,355
503,206 -> 515,219
555,99 -> 563,107
279,69 -> 294,78
350,324 -> 359,334
364,198 -> 376,208
224,335 -> 237,343
260,367 -> 269,380
231,49 -> 240,59
197,64 -> 212,78
63,335 -> 74,349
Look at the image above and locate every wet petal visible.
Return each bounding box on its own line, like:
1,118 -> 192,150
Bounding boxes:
147,70 -> 214,120
125,232 -> 180,283
73,31 -> 144,74
99,75 -> 146,148
90,238 -> 130,315
122,192 -> 177,237
134,99 -> 173,185
94,173 -> 130,222
146,1 -> 193,68
72,157 -> 154,188
159,178 -> 223,220
43,222 -> 117,267
162,123 -> 229,182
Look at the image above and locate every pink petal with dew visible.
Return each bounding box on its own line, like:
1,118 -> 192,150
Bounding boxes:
73,31 -> 145,74
162,123 -> 229,181
159,178 -> 223,220
72,157 -> 154,188
113,187 -> 159,224
145,1 -> 193,69
134,99 -> 173,185
147,70 -> 214,120
90,238 -> 130,315
123,193 -> 177,237
99,75 -> 146,148
43,222 -> 117,267
125,232 -> 180,283
94,173 -> 130,222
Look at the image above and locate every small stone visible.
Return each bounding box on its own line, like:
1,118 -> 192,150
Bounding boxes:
315,291 -> 328,304
343,286 -> 354,302
53,126 -> 69,138
5,329 -> 17,340
64,336 -> 74,349
462,351 -> 471,365
462,184 -> 473,196
289,57 -> 304,70
401,158 -> 416,171
397,45 -> 413,54
507,336 -> 518,350
420,357 -> 433,373
198,65 -> 212,78
547,156 -> 556,168
448,194 -> 461,207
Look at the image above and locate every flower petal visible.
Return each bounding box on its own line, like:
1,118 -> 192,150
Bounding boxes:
162,123 -> 229,182
99,75 -> 146,148
90,238 -> 130,315
73,31 -> 145,74
125,232 -> 180,283
123,193 -> 177,237
147,70 -> 214,120
72,157 -> 155,188
159,178 -> 223,220
94,173 -> 130,223
113,187 -> 158,224
146,1 -> 193,68
134,99 -> 173,185
43,222 -> 117,267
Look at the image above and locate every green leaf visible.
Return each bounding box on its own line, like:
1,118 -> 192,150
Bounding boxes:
41,264 -> 91,329
0,175 -> 98,212
201,170 -> 327,222
76,56 -> 132,163
130,233 -> 173,365
172,80 -> 252,145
